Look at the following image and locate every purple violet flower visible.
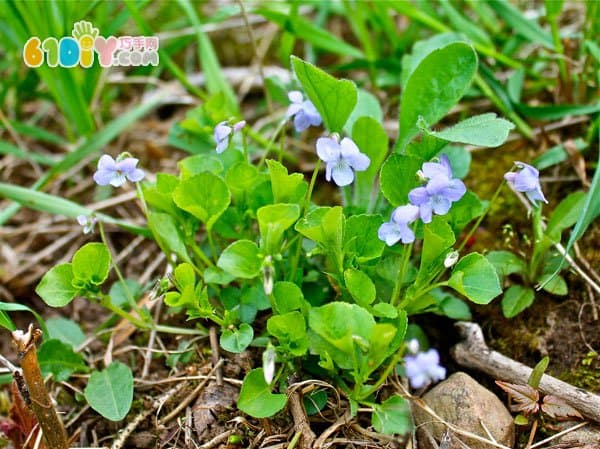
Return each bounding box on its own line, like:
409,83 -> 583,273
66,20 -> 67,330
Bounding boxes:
93,154 -> 144,187
286,91 -> 322,132
408,155 -> 466,223
76,214 -> 97,234
378,204 -> 420,246
214,120 -> 246,154
504,162 -> 547,205
404,348 -> 446,389
316,135 -> 370,187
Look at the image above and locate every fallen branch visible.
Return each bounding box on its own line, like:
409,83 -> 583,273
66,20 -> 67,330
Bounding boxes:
452,322 -> 600,423
12,325 -> 69,449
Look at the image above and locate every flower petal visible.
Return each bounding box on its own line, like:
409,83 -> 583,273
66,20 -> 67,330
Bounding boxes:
378,222 -> 402,246
419,202 -> 433,224
408,186 -> 430,206
97,154 -> 116,171
316,137 -> 340,163
422,156 -> 451,180
288,90 -> 303,103
93,168 -> 116,186
392,204 -> 420,224
294,112 -> 311,132
431,195 -> 452,215
214,122 -> 232,143
127,168 -> 145,182
441,179 -> 466,202
331,160 -> 354,186
286,103 -> 302,118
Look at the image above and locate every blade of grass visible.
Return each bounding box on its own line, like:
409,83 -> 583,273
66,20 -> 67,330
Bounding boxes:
258,7 -> 364,59
175,0 -> 239,115
516,102 -> 600,121
7,120 -> 68,147
124,0 -> 207,100
488,0 -> 554,49
0,95 -> 163,225
0,182 -> 149,237
0,140 -> 56,166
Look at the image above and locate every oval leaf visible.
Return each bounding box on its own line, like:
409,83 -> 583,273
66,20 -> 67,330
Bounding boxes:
35,263 -> 79,307
291,56 -> 357,132
173,172 -> 230,230
84,361 -> 133,421
217,240 -> 263,279
72,243 -> 111,286
448,253 -> 502,304
238,368 -> 287,418
397,42 -> 477,151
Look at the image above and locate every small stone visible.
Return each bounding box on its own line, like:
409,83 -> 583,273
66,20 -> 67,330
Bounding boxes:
413,372 -> 515,449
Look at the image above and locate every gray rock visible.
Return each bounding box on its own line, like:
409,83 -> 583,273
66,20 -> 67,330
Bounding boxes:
413,372 -> 515,449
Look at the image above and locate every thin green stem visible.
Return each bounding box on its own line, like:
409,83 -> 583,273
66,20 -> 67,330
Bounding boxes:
98,221 -> 143,317
474,75 -> 533,139
136,183 -> 149,217
304,160 -> 321,214
257,119 -> 288,169
153,324 -> 208,335
391,242 -> 413,307
207,229 -> 218,262
457,180 -> 506,253
360,347 -> 407,400
191,242 -> 214,268
99,294 -> 149,329
402,282 -> 449,309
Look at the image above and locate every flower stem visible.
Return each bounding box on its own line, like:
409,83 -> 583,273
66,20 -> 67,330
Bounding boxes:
257,119 -> 288,169
457,180 -> 506,253
304,160 -> 321,214
98,221 -> 144,318
359,346 -> 407,400
391,242 -> 413,307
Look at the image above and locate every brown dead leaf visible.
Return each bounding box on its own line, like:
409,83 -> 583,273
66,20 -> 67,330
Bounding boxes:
193,381 -> 239,436
542,395 -> 584,421
495,380 -> 540,414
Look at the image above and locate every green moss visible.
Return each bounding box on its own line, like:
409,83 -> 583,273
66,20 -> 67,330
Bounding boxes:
559,351 -> 600,392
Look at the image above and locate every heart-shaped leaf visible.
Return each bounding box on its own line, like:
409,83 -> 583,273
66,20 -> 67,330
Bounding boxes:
84,362 -> 133,421
291,56 -> 357,132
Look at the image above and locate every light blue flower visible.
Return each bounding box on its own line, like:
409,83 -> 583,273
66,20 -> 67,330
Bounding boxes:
93,154 -> 144,187
316,136 -> 370,186
76,214 -> 97,234
408,155 -> 466,223
214,120 -> 246,153
378,204 -> 420,245
286,91 -> 322,132
504,162 -> 547,205
404,348 -> 446,389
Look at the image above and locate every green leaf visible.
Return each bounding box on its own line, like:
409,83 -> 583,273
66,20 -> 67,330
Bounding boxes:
272,281 -> 305,314
486,251 -> 527,280
488,0 -> 554,48
400,33 -> 465,89
343,89 -> 384,136
448,253 -> 502,304
439,0 -> 493,46
109,279 -> 142,309
238,368 -> 287,418
217,240 -> 263,279
72,243 -> 111,286
173,172 -> 231,231
343,214 -> 385,263
352,117 -> 389,207
267,311 -> 309,356
38,339 -> 88,382
419,218 -> 456,275
257,204 -> 301,254
147,212 -> 190,263
225,162 -> 259,196
443,146 -> 471,180
0,302 -> 46,334
371,395 -> 413,435
421,113 -> 515,147
220,323 -> 254,353
516,102 -> 600,120
380,154 -> 423,206
266,160 -> 307,204
84,361 -> 133,421
344,268 -> 376,307
178,154 -> 224,178
538,273 -> 567,296
295,207 -> 344,269
501,285 -> 535,318
36,263 -> 79,307
528,356 -> 549,388
259,10 -> 363,59
545,191 -> 586,243
291,56 -> 357,132
434,291 -> 472,320
46,317 -> 85,349
397,42 -> 478,151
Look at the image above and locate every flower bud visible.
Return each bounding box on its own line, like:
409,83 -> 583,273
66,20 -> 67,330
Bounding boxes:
444,250 -> 459,268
